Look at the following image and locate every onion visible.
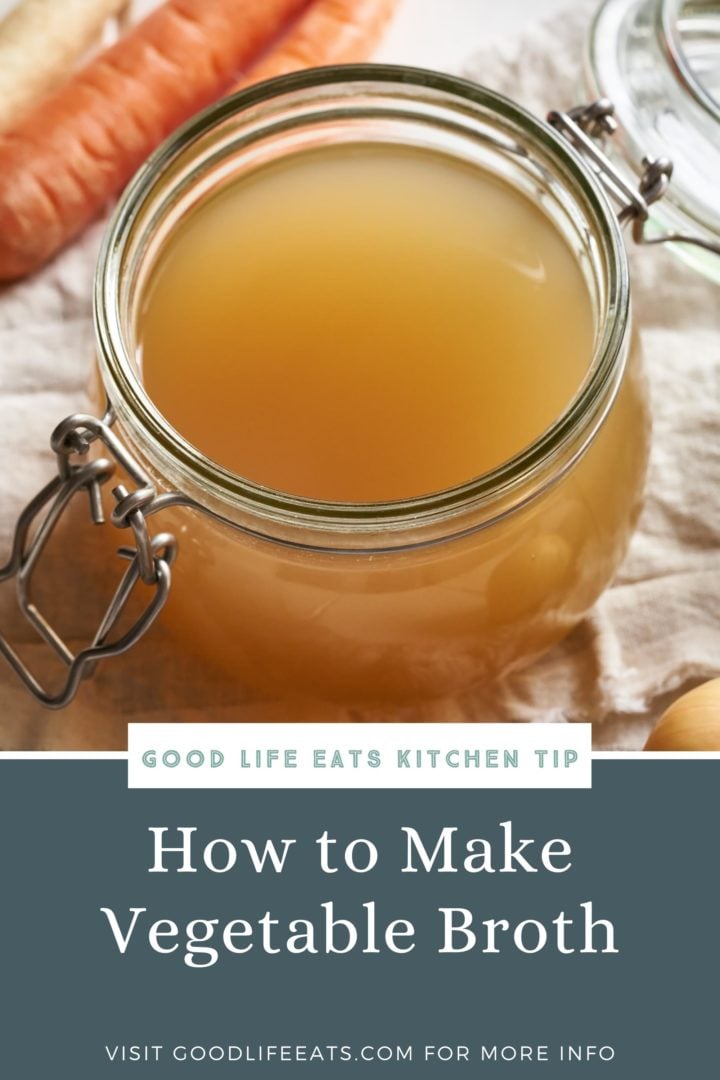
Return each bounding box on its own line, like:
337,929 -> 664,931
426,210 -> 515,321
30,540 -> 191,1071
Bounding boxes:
644,679 -> 720,751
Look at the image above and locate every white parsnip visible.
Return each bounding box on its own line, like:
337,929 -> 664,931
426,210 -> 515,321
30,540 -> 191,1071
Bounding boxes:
0,0 -> 130,133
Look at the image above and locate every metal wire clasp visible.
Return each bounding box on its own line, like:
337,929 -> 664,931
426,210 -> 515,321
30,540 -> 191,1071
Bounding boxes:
0,412 -> 177,708
548,99 -> 720,256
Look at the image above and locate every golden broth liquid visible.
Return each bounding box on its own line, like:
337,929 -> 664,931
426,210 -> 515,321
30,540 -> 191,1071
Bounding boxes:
138,145 -> 593,501
132,144 -> 649,708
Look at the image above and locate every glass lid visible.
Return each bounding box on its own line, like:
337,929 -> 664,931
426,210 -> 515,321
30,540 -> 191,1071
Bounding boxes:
586,0 -> 720,281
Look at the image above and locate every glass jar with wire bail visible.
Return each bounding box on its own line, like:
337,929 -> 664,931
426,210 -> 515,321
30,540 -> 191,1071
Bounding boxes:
586,0 -> 720,281
3,61 -> 714,712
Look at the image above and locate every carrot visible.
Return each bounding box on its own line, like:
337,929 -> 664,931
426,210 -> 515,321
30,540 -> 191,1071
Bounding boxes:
0,0 -> 130,135
0,0 -> 310,281
236,0 -> 399,87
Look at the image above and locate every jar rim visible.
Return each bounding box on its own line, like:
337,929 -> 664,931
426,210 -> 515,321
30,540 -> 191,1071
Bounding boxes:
660,0 -> 720,122
586,0 -> 720,282
95,64 -> 630,534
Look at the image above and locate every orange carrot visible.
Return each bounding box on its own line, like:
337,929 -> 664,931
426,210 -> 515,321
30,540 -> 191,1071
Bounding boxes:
0,0 -> 310,281
236,0 -> 399,87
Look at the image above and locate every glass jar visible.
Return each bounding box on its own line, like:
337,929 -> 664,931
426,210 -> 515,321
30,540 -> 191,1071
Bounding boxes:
1,67 -> 652,708
587,0 -> 720,281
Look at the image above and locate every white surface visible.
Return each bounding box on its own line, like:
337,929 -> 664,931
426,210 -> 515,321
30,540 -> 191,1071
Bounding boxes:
0,1 -> 572,66
376,0 -> 572,69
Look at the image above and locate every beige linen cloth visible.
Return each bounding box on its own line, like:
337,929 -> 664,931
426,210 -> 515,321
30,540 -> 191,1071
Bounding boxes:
0,3 -> 718,749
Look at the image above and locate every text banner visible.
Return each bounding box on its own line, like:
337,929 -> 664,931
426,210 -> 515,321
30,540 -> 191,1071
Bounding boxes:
128,723 -> 592,789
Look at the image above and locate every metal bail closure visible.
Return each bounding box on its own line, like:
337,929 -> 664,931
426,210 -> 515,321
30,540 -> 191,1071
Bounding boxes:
0,413 -> 177,709
547,99 -> 720,257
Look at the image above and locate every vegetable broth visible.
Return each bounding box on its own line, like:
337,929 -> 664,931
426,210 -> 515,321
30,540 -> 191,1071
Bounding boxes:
127,143 -> 648,705
137,144 -> 594,502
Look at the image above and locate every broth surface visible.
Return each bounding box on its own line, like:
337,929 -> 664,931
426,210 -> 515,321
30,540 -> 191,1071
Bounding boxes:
137,144 -> 594,502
